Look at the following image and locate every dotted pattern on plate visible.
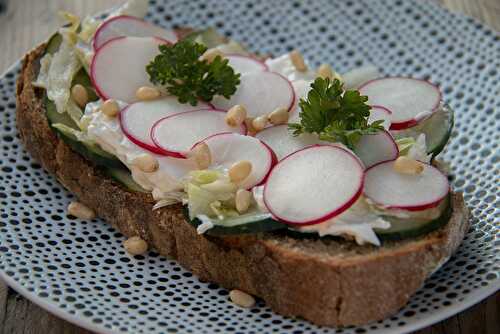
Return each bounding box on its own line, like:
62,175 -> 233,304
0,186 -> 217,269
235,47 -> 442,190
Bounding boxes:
0,0 -> 499,333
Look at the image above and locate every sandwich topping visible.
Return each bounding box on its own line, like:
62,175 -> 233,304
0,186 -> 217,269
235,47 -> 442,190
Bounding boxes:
37,0 -> 454,247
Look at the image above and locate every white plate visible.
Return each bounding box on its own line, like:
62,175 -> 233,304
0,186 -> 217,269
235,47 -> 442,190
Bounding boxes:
0,0 -> 499,333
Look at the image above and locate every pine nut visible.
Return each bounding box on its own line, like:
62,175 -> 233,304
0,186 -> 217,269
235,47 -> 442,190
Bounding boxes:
290,50 -> 308,72
101,99 -> 120,117
393,156 -> 424,175
252,116 -> 268,132
123,236 -> 148,255
71,84 -> 88,108
317,63 -> 333,79
226,105 -> 247,127
190,142 -> 212,170
268,107 -> 289,125
201,48 -> 224,63
244,117 -> 257,136
136,86 -> 161,101
229,289 -> 255,308
229,160 -> 252,183
132,153 -> 159,173
235,189 -> 252,213
67,201 -> 95,220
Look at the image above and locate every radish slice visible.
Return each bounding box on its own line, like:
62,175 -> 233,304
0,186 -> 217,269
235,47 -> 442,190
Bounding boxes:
264,145 -> 365,225
359,77 -> 442,130
354,130 -> 399,168
91,36 -> 168,103
226,54 -> 268,74
120,98 -> 212,154
93,15 -> 177,50
211,71 -> 295,118
255,125 -> 326,160
368,105 -> 392,130
196,133 -> 277,189
364,160 -> 449,211
288,79 -> 311,123
151,109 -> 245,158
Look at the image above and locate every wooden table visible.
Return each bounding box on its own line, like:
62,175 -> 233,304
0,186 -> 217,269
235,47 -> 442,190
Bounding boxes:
0,0 -> 498,333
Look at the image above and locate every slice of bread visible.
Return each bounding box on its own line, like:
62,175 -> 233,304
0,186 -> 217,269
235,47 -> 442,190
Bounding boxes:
15,43 -> 469,327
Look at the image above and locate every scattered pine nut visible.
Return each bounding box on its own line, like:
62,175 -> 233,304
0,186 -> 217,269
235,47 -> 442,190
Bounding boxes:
101,99 -> 120,117
268,107 -> 289,125
244,117 -> 257,136
252,116 -> 268,132
235,189 -> 253,213
229,289 -> 256,308
132,153 -> 159,173
226,105 -> 247,127
393,156 -> 424,175
317,63 -> 334,79
136,86 -> 161,101
290,50 -> 308,72
67,201 -> 95,220
123,236 -> 148,255
71,84 -> 88,108
189,142 -> 212,170
201,48 -> 224,63
229,160 -> 252,183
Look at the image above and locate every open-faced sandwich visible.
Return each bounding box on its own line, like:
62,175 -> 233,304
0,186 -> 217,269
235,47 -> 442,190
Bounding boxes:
16,0 -> 469,327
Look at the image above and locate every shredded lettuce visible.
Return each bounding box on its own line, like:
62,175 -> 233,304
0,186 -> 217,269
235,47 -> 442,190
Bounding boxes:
395,137 -> 416,156
35,38 -> 82,116
185,170 -> 241,220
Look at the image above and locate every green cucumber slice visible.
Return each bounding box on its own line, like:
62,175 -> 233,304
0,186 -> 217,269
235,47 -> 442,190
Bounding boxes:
375,195 -> 451,241
45,33 -> 63,55
45,97 -> 125,169
393,104 -> 454,158
423,104 -> 454,156
184,207 -> 286,236
104,168 -> 147,193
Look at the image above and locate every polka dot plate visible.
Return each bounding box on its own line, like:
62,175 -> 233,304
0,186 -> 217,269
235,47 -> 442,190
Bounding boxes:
0,0 -> 499,333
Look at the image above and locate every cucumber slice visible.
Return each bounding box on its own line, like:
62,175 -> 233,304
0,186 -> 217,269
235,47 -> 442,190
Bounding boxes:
45,33 -> 63,55
423,104 -> 454,156
392,104 -> 454,158
104,168 -> 148,193
375,195 -> 452,241
184,207 -> 286,236
45,97 -> 125,169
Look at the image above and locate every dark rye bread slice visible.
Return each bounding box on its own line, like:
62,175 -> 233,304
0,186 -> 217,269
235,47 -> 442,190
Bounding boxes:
15,43 -> 469,327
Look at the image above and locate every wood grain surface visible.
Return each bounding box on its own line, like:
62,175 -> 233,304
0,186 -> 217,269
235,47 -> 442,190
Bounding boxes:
0,0 -> 498,333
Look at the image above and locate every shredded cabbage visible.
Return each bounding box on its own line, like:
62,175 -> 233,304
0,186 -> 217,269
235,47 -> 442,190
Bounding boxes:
395,137 -> 416,155
297,197 -> 390,246
35,38 -> 82,116
407,134 -> 431,163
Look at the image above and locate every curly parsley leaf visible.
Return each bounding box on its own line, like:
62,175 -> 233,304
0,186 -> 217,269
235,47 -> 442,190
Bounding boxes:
146,40 -> 240,106
288,77 -> 384,149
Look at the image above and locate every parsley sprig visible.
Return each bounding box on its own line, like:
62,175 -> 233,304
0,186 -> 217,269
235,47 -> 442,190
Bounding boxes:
288,77 -> 384,149
146,40 -> 240,106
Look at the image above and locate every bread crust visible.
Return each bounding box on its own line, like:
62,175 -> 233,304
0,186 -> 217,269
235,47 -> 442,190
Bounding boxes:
15,44 -> 469,327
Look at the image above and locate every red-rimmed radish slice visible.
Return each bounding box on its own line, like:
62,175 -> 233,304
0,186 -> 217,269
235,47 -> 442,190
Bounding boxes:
91,36 -> 169,103
196,132 -> 277,189
368,105 -> 392,130
354,130 -> 399,168
151,109 -> 245,158
120,98 -> 212,154
359,77 -> 442,130
226,54 -> 268,74
93,15 -> 177,50
288,79 -> 311,123
255,125 -> 324,160
211,71 -> 295,118
364,160 -> 449,211
264,145 -> 365,225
